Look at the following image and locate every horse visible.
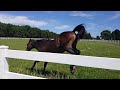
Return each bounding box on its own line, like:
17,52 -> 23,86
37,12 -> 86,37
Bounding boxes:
26,24 -> 86,74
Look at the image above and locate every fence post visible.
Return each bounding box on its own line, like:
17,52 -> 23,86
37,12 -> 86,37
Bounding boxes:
0,45 -> 9,79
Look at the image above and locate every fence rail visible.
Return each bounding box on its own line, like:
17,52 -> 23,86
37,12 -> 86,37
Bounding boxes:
80,39 -> 120,45
0,37 -> 54,40
0,37 -> 120,45
0,45 -> 120,79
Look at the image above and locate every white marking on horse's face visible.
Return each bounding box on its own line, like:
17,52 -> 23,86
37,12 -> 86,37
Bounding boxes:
75,31 -> 78,34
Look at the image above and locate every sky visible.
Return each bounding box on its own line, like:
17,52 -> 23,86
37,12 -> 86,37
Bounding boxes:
0,11 -> 120,37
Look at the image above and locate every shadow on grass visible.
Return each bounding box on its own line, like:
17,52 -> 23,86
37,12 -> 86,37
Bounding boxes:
26,68 -> 69,79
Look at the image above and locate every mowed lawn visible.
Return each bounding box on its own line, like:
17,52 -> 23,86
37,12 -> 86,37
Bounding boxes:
0,39 -> 120,79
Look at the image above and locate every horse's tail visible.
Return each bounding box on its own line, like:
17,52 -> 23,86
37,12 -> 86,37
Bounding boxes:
28,38 -> 32,43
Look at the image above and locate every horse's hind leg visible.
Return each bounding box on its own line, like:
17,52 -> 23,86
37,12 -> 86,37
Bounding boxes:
31,61 -> 39,71
70,65 -> 76,74
43,62 -> 48,72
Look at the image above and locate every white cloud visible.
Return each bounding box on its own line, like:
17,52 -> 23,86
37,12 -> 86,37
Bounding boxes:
104,26 -> 112,30
86,23 -> 97,30
86,23 -> 112,31
110,11 -> 120,20
70,11 -> 95,19
85,23 -> 114,37
55,25 -> 70,30
0,14 -> 48,27
44,11 -> 53,13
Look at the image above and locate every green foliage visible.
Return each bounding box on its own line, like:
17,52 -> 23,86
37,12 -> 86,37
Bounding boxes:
83,33 -> 92,39
96,36 -> 100,40
100,29 -> 120,40
111,29 -> 120,40
0,22 -> 58,38
0,22 -> 120,40
101,30 -> 111,40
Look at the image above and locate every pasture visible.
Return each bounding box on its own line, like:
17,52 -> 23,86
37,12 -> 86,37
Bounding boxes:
0,39 -> 120,79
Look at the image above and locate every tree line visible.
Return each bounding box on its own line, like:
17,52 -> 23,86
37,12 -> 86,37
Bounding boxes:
99,29 -> 120,40
0,22 -> 119,40
0,22 -> 93,39
0,22 -> 58,38
82,29 -> 120,40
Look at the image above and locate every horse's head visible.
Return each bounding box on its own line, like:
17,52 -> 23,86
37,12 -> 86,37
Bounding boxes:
73,24 -> 86,39
26,39 -> 35,51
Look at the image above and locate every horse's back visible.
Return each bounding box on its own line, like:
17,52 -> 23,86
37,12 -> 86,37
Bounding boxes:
27,31 -> 76,52
58,31 -> 76,47
34,39 -> 60,52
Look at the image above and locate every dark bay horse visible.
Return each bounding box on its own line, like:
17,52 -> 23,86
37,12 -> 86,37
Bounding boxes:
26,24 -> 86,74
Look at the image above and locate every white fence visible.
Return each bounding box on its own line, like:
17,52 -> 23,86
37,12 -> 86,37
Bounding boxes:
0,37 -> 119,45
0,45 -> 120,79
80,39 -> 120,45
0,37 -> 54,40
100,40 -> 120,45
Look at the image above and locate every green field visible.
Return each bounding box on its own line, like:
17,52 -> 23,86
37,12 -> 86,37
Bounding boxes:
0,39 -> 120,79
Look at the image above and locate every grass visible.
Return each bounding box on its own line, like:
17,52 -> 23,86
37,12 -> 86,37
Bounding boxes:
0,39 -> 120,79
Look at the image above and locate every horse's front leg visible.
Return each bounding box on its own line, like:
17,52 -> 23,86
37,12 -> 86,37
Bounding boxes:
65,47 -> 79,74
64,44 -> 80,55
65,47 -> 78,55
72,39 -> 80,55
72,48 -> 80,55
70,48 -> 81,74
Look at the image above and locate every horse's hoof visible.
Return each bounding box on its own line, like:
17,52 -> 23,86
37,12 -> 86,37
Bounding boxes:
77,50 -> 80,55
71,72 -> 74,75
30,68 -> 34,72
42,70 -> 46,75
70,69 -> 76,75
70,65 -> 76,74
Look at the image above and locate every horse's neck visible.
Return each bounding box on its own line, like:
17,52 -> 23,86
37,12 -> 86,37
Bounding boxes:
71,34 -> 79,49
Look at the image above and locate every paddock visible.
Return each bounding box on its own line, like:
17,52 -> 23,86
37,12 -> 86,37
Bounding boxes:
0,45 -> 120,79
0,39 -> 120,79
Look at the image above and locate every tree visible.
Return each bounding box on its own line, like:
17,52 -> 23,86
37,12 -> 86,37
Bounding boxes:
101,30 -> 111,40
111,29 -> 120,40
0,22 -> 58,38
83,33 -> 92,39
96,36 -> 100,40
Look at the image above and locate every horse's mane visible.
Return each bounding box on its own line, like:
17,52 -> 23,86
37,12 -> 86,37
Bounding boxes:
72,24 -> 85,33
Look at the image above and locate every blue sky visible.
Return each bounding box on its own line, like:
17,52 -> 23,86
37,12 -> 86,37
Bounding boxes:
0,11 -> 120,37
